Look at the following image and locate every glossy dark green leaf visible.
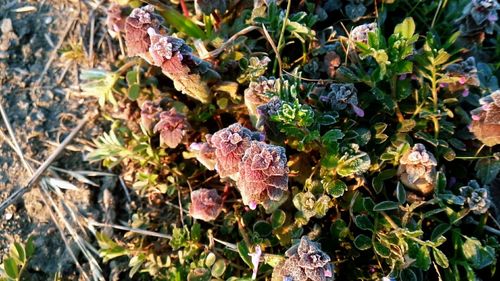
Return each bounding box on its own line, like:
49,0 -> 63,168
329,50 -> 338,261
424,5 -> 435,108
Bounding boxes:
400,268 -> 417,281
431,223 -> 451,242
475,157 -> 500,185
4,257 -> 19,279
416,246 -> 431,271
373,241 -> 391,258
396,182 -> 406,204
354,234 -> 372,250
354,215 -> 374,231
373,201 -> 399,211
253,221 -> 273,237
128,83 -> 141,101
325,179 -> 347,198
237,241 -> 253,268
271,210 -> 286,229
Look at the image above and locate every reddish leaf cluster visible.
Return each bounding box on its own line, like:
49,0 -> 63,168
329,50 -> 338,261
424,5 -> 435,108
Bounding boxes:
140,100 -> 162,133
189,188 -> 223,221
192,123 -> 289,209
444,57 -> 480,93
470,90 -> 500,146
153,108 -> 190,148
121,5 -> 217,103
397,143 -> 437,195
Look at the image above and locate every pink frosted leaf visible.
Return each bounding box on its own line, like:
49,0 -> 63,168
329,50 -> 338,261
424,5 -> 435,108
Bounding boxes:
189,188 -> 223,221
153,108 -> 190,148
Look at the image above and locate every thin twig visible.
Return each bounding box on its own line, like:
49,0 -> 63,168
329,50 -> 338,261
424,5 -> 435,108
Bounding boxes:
0,117 -> 87,213
88,220 -> 173,239
203,26 -> 259,59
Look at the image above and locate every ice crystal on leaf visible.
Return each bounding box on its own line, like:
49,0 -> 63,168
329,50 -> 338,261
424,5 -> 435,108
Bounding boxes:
457,0 -> 499,37
470,90 -> 500,146
244,77 -> 277,125
189,188 -> 223,221
397,143 -> 437,195
459,180 -> 492,215
318,83 -> 364,117
153,108 -> 190,148
350,23 -> 377,44
444,57 -> 480,93
124,5 -> 161,62
237,141 -> 289,209
272,236 -> 334,281
208,123 -> 262,180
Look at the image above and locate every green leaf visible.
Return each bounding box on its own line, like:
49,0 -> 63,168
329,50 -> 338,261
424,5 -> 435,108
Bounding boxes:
237,241 -> 253,268
400,268 -> 417,281
396,182 -> 406,204
462,236 -> 496,269
271,210 -> 286,229
373,201 -> 399,211
431,223 -> 450,242
253,221 -> 273,237
373,241 -> 391,258
394,17 -> 416,39
416,246 -> 431,271
475,157 -> 500,185
126,70 -> 138,85
372,169 -> 397,194
128,83 -> 141,101
433,248 -> 449,268
205,252 -> 216,267
160,9 -> 206,39
25,236 -> 35,258
393,61 -> 413,75
354,215 -> 374,231
3,257 -> 19,279
324,179 -> 347,198
354,234 -> 372,250
211,259 -> 226,278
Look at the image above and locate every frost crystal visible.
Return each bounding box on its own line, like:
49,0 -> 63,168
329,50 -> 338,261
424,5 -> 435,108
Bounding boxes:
189,188 -> 223,221
350,23 -> 377,44
208,123 -> 262,179
319,83 -> 364,117
272,236 -> 334,281
457,0 -> 499,37
153,108 -> 190,148
470,90 -> 500,146
244,77 -> 277,125
237,141 -> 289,209
256,96 -> 284,134
140,101 -> 162,133
397,143 -> 437,195
444,57 -> 480,92
460,180 -> 492,215
124,5 -> 161,61
189,141 -> 216,170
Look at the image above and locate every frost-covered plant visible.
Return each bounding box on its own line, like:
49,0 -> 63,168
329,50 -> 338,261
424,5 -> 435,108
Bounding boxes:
189,141 -> 216,170
140,101 -> 162,133
244,76 -> 277,125
470,90 -> 500,146
153,108 -> 190,148
237,141 -> 289,209
444,57 -> 480,93
208,123 -> 262,180
349,22 -> 377,44
124,5 -> 161,62
457,0 -> 499,37
124,5 -> 218,103
272,236 -> 333,281
459,180 -> 492,215
189,188 -> 223,221
318,83 -> 364,117
238,56 -> 272,84
256,96 -> 284,130
397,143 -> 437,195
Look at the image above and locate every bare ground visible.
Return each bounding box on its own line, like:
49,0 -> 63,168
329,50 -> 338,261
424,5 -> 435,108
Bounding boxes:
0,0 -> 118,279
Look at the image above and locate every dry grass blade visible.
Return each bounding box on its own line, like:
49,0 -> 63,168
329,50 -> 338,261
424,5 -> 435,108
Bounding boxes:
0,117 -> 88,213
88,220 -> 173,239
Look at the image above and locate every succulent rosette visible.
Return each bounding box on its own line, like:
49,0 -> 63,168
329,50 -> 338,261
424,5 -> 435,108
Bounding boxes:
237,141 -> 289,209
272,236 -> 334,281
153,108 -> 190,148
470,90 -> 500,146
189,188 -> 223,221
459,180 -> 492,215
208,123 -> 262,180
397,143 -> 437,195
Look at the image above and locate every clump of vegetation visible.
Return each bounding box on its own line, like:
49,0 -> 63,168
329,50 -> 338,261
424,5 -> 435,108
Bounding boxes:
81,0 -> 500,280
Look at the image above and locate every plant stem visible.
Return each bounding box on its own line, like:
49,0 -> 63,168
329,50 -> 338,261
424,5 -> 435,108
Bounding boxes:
431,68 -> 440,138
273,0 -> 292,75
390,75 -> 405,122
